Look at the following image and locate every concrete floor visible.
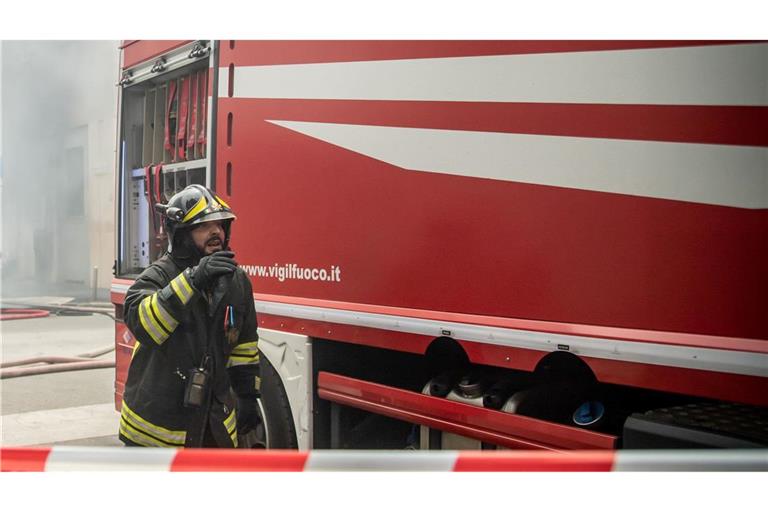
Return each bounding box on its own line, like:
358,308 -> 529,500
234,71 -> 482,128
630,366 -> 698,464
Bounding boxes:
1,305 -> 122,446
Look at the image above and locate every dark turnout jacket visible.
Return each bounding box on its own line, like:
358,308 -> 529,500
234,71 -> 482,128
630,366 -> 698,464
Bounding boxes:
119,253 -> 260,448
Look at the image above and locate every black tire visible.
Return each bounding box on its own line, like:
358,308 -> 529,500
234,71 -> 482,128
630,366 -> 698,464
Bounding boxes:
260,355 -> 299,449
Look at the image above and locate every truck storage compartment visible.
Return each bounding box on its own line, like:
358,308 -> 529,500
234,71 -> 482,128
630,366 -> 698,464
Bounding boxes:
318,371 -> 618,451
311,337 -> 749,450
118,46 -> 210,276
421,372 -> 487,450
311,337 -> 667,450
420,371 -> 529,450
121,71 -> 209,173
502,381 -> 606,431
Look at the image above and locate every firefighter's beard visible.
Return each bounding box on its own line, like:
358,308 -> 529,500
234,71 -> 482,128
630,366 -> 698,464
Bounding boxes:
172,233 -> 207,267
170,226 -> 230,267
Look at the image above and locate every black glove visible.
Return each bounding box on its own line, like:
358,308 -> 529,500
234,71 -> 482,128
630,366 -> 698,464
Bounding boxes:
190,251 -> 238,290
237,397 -> 262,433
237,398 -> 266,448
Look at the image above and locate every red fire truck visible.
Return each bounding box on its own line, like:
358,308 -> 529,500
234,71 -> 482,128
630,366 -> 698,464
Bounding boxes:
112,40 -> 768,451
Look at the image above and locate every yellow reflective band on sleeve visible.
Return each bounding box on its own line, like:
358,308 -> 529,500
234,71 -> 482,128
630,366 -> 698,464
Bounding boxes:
179,271 -> 194,297
233,341 -> 259,353
183,196 -> 208,222
138,297 -> 168,345
227,355 -> 260,367
151,294 -> 178,332
228,340 -> 260,367
230,350 -> 259,362
170,272 -> 194,305
170,278 -> 184,303
121,402 -> 186,446
230,341 -> 259,359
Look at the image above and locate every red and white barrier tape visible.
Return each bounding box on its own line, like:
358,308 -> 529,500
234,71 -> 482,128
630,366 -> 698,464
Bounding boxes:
2,447 -> 766,472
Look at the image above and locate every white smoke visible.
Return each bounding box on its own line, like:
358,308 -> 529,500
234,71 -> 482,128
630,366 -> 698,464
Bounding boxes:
0,41 -> 119,302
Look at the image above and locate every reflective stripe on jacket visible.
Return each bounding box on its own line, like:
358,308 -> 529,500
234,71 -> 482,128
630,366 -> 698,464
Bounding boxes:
119,253 -> 260,448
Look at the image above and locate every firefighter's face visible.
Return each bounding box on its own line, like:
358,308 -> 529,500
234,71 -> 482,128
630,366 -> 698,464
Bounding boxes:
190,220 -> 225,255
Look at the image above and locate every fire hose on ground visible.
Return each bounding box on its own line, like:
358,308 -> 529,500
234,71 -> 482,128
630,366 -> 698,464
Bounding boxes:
0,355 -> 115,379
0,309 -> 51,321
0,344 -> 116,379
0,301 -> 116,321
1,302 -> 116,379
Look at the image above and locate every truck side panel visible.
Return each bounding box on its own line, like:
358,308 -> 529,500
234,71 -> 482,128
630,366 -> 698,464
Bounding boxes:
217,41 -> 767,340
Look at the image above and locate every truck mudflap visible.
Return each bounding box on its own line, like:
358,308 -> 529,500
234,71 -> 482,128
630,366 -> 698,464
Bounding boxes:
316,371 -> 618,451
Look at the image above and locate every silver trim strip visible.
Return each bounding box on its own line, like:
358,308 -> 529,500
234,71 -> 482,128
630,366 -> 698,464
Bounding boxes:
254,300 -> 768,378
112,284 -> 130,293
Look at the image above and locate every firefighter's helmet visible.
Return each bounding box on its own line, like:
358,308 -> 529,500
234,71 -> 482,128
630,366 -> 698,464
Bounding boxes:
157,184 -> 236,253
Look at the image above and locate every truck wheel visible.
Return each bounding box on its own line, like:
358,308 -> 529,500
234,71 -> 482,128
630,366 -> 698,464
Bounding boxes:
260,355 -> 299,449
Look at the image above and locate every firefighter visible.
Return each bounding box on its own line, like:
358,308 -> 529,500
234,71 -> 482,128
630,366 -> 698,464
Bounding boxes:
118,184 -> 263,448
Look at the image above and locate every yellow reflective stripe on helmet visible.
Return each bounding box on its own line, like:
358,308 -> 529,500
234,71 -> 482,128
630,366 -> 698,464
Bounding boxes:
182,195 -> 208,222
224,409 -> 236,434
120,417 -> 179,447
214,195 -> 230,209
151,294 -> 178,332
170,272 -> 194,305
121,402 -> 186,445
138,297 -> 167,345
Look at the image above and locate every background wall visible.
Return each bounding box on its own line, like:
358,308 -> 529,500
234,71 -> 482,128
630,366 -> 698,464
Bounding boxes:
1,41 -> 119,301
